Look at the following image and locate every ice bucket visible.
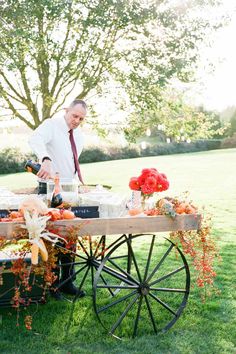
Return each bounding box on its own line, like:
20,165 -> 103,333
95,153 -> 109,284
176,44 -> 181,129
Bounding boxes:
47,178 -> 78,206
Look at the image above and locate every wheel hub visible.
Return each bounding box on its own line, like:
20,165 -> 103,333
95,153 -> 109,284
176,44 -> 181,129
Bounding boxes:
139,282 -> 150,296
87,256 -> 95,265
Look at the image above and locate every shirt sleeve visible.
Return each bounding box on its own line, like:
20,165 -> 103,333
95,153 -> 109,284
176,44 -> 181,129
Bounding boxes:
28,119 -> 53,162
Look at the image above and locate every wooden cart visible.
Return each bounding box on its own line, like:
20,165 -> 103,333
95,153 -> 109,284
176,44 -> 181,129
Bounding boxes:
0,214 -> 200,338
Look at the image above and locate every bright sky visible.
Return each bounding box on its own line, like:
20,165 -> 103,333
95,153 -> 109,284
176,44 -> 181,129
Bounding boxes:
189,2 -> 236,112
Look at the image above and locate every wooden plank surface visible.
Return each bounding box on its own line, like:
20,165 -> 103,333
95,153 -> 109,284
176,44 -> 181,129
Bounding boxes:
0,215 -> 201,239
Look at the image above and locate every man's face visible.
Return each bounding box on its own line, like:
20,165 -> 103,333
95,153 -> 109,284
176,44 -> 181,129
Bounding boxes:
65,104 -> 87,130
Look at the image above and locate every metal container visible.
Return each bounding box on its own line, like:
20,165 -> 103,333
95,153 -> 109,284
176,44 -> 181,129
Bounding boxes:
47,178 -> 79,207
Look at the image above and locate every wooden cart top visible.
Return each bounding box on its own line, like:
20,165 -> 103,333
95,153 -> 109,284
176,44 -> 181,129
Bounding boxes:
0,214 -> 201,239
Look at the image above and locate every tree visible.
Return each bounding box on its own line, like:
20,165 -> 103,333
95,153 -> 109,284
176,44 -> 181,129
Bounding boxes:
0,0 -> 226,131
123,89 -> 228,143
116,0 -> 229,141
229,115 -> 236,136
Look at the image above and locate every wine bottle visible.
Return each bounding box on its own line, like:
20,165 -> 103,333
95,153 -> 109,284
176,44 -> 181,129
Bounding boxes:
25,160 -> 41,175
50,172 -> 63,208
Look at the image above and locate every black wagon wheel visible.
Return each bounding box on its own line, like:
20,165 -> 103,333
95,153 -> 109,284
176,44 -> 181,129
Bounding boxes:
55,233 -> 130,301
93,233 -> 190,338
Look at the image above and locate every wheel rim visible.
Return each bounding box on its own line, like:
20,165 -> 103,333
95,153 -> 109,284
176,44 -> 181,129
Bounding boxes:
55,234 -> 130,301
93,234 -> 190,338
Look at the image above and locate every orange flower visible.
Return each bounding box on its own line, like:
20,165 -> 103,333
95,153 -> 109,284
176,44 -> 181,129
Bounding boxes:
129,177 -> 140,191
129,167 -> 169,195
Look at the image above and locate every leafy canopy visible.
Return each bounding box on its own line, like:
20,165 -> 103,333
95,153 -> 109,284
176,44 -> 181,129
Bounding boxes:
0,0 -> 226,137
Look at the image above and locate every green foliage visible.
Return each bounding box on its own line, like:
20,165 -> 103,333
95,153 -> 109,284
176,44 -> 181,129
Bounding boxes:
79,147 -> 110,163
0,141 -> 222,174
123,90 -> 228,143
79,145 -> 140,163
80,139 -> 222,164
0,0 -> 225,132
0,0 -> 156,129
221,133 -> 236,149
0,148 -> 36,174
228,112 -> 236,136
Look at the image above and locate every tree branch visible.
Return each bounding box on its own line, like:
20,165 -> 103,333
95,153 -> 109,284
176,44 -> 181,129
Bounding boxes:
35,12 -> 52,120
50,6 -> 95,99
0,85 -> 34,129
17,61 -> 40,126
0,70 -> 26,102
51,80 -> 77,116
50,3 -> 74,96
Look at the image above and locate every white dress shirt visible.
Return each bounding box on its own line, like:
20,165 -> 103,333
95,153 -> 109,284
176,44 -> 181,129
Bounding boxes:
28,115 -> 84,180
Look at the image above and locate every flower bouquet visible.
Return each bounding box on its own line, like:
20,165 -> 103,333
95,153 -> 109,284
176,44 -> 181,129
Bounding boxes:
129,168 -> 169,211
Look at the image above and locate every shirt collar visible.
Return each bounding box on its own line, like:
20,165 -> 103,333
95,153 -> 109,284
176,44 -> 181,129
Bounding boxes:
57,115 -> 80,134
55,115 -> 70,134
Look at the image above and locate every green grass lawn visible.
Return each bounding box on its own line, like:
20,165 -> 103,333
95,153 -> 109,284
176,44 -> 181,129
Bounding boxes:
0,149 -> 236,354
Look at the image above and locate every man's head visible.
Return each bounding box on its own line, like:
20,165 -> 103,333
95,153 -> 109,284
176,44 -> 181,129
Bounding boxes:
64,99 -> 87,130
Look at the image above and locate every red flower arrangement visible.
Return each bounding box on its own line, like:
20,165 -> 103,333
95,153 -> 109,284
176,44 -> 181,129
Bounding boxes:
129,168 -> 169,196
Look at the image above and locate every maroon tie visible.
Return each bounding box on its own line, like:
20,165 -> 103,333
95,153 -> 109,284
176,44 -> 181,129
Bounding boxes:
69,129 -> 84,184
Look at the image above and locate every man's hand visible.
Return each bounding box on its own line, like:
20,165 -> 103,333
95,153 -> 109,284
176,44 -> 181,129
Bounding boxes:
37,160 -> 52,180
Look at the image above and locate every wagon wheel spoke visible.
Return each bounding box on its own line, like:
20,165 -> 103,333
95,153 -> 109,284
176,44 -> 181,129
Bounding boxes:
96,284 -> 138,290
99,274 -> 115,296
126,237 -> 142,282
133,295 -> 143,337
97,290 -> 138,314
73,265 -> 91,302
109,294 -> 140,335
70,236 -> 105,290
89,236 -> 93,257
143,235 -> 155,282
55,243 -> 88,261
149,265 -> 186,287
149,287 -> 186,293
91,264 -> 94,286
93,235 -> 106,258
108,254 -> 128,260
94,234 -> 190,338
77,239 -> 90,258
58,233 -> 132,298
146,243 -> 174,283
144,296 -> 157,334
57,261 -> 87,267
77,265 -> 91,291
107,258 -> 139,285
56,264 -> 88,290
100,235 -> 106,260
73,253 -> 88,261
149,291 -> 177,316
101,264 -> 137,286
96,234 -> 126,259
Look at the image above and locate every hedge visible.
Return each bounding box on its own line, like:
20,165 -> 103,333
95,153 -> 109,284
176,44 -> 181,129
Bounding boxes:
80,139 -> 222,163
0,148 -> 37,174
221,133 -> 236,148
0,139 -> 222,174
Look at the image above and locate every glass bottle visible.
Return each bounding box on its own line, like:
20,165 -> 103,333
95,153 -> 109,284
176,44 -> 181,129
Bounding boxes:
50,172 -> 63,208
25,160 -> 41,175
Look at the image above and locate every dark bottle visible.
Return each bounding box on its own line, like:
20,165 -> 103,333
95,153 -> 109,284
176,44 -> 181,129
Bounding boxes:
51,172 -> 63,208
25,160 -> 41,175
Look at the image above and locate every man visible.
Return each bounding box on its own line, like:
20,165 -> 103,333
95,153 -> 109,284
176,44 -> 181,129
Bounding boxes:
28,99 -> 87,300
29,99 -> 86,181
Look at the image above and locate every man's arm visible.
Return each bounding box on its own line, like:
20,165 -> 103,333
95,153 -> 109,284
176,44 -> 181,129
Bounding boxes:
28,120 -> 53,179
